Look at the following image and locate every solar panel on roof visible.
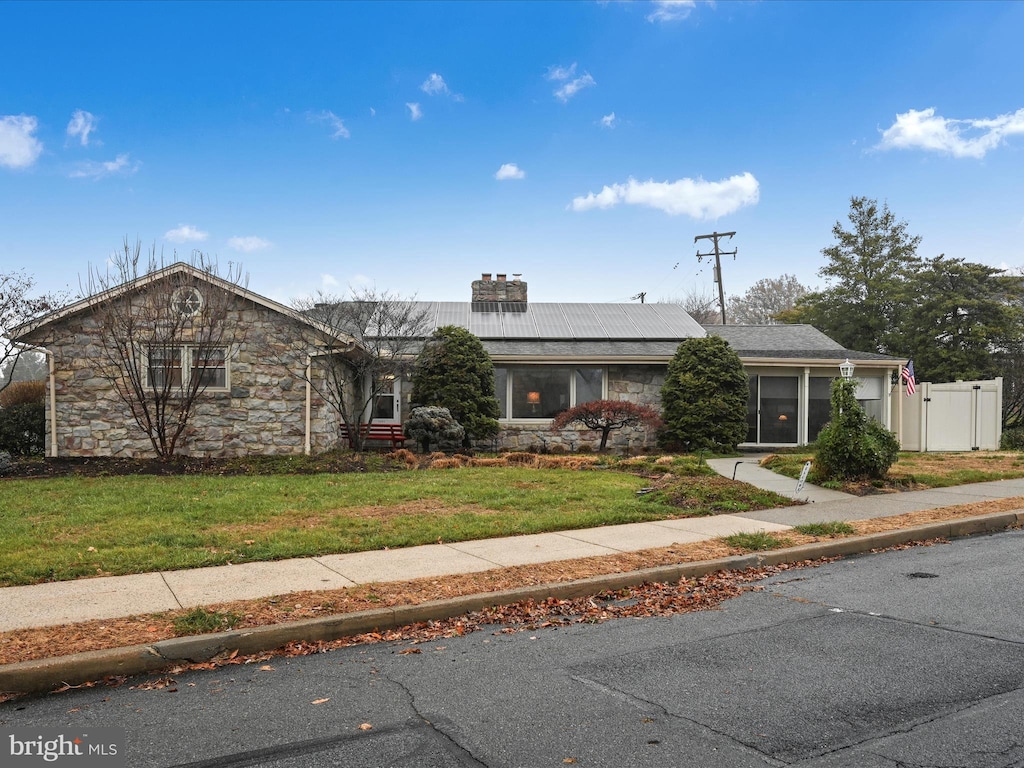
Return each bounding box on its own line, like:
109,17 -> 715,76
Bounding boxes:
589,305 -> 641,338
499,307 -> 538,338
560,304 -> 607,338
530,304 -> 572,338
434,302 -> 469,329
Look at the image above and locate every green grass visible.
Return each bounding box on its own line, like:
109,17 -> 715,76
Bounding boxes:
723,531 -> 792,551
641,474 -> 795,516
0,467 -> 711,586
760,451 -> 1024,489
793,521 -> 855,536
172,607 -> 242,635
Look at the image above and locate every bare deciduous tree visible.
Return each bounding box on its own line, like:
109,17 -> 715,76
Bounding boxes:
727,274 -> 811,325
288,289 -> 432,451
1,271 -> 62,392
658,286 -> 722,325
85,240 -> 250,458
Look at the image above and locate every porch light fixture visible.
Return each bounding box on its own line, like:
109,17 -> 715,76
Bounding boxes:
839,358 -> 855,380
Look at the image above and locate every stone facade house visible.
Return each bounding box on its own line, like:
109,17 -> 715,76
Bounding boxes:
14,267 -> 902,457
12,264 -> 353,458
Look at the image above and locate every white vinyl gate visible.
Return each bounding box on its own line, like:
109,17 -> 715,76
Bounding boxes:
897,378 -> 1002,451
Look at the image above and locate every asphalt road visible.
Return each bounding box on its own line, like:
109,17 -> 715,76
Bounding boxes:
3,529 -> 1023,767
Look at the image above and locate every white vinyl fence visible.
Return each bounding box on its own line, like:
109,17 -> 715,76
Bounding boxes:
897,378 -> 1002,452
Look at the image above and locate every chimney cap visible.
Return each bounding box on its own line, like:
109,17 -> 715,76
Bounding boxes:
481,273 -> 491,281
497,273 -> 506,281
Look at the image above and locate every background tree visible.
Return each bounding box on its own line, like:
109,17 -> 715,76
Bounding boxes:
291,289 -> 431,451
410,325 -> 499,446
891,256 -> 1024,385
787,197 -> 921,352
727,274 -> 810,324
659,287 -> 721,325
814,378 -> 899,481
1,271 -> 61,394
551,399 -> 661,452
659,336 -> 748,452
85,240 -> 250,458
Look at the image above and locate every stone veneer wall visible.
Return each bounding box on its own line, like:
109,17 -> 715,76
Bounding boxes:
491,364 -> 666,453
41,297 -> 339,458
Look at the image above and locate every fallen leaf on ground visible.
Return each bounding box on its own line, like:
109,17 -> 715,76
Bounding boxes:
311,698 -> 330,705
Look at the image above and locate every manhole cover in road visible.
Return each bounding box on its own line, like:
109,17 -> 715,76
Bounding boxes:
907,572 -> 939,579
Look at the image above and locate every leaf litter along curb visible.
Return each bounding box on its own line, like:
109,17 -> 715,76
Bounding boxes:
0,497 -> 1019,701
2,541 -> 963,704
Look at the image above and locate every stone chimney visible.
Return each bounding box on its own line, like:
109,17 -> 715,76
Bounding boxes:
471,272 -> 527,303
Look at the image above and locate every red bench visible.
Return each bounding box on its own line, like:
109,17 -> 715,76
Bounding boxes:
340,422 -> 408,449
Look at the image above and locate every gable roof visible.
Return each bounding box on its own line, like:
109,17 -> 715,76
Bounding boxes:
705,324 -> 902,362
11,262 -> 354,345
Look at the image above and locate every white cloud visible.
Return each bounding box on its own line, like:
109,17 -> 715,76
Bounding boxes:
66,109 -> 98,146
877,107 -> 1024,159
600,112 -> 617,129
495,163 -> 526,181
406,102 -> 423,121
370,107 -> 376,117
554,73 -> 596,103
164,224 -> 209,243
310,110 -> 350,139
546,63 -> 577,82
0,114 -> 44,169
647,0 -> 698,23
228,236 -> 271,252
421,73 -> 464,102
571,172 -> 760,219
68,153 -> 140,179
321,273 -> 340,288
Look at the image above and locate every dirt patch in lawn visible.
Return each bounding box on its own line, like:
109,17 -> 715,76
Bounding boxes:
2,497 -> 1020,671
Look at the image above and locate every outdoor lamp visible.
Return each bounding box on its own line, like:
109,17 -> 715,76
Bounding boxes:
839,358 -> 855,379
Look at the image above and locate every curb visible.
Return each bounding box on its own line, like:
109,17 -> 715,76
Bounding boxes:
2,511 -> 1021,697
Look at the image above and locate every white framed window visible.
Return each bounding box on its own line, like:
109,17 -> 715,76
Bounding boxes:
146,345 -> 230,391
494,365 -> 605,420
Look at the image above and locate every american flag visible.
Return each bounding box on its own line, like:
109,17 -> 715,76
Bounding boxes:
901,360 -> 916,396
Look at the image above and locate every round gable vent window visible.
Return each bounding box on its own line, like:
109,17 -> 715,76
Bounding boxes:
172,286 -> 204,318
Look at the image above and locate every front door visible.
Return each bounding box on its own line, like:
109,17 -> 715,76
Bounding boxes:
370,375 -> 401,424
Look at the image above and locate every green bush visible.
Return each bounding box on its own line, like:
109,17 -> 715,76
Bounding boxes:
658,336 -> 748,452
1000,427 -> 1024,451
814,378 -> 899,481
410,326 -> 500,446
405,406 -> 465,453
0,402 -> 45,456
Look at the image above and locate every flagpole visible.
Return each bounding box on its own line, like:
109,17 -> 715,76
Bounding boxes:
897,365 -> 904,447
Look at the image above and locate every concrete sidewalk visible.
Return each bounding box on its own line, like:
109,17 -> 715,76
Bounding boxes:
3,459 -> 1024,633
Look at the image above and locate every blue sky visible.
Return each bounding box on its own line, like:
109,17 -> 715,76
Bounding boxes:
2,1 -> 1023,307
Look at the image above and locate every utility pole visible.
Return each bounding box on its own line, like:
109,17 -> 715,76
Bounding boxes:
694,231 -> 737,325
630,292 -> 646,304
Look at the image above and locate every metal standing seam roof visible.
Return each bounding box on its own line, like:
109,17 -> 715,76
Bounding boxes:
411,301 -> 706,340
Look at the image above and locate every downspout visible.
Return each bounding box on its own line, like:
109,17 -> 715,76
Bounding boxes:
304,354 -> 312,456
47,349 -> 57,457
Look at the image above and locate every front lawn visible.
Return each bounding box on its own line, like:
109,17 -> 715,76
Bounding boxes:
0,460 -> 795,586
761,450 -> 1024,492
